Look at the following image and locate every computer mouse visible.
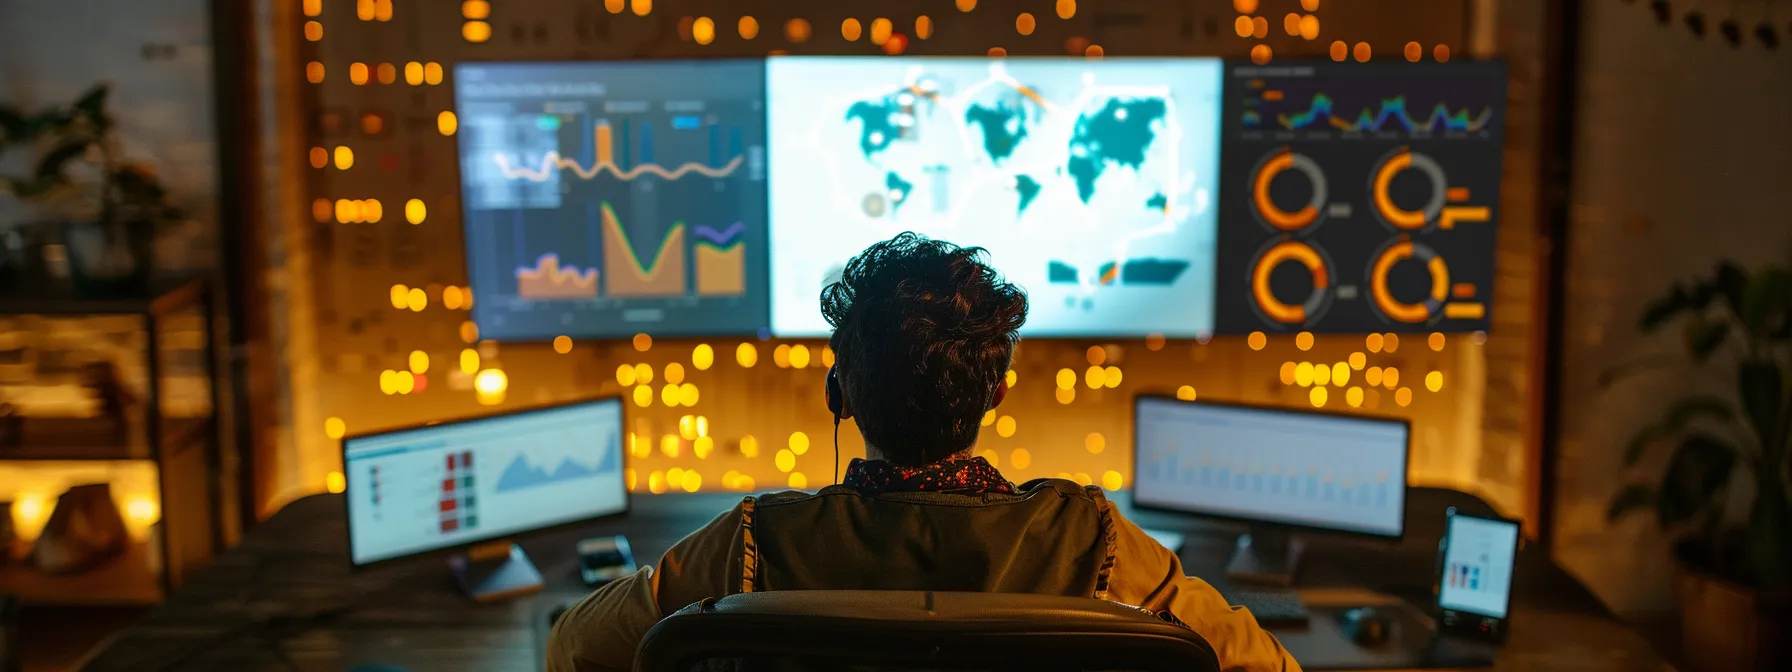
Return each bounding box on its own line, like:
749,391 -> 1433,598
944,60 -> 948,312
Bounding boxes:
1337,607 -> 1392,647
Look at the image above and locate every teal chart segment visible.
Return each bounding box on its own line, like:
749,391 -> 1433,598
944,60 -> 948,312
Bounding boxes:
766,57 -> 1224,338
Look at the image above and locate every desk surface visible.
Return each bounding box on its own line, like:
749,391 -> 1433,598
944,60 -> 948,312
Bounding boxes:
79,488 -> 1671,672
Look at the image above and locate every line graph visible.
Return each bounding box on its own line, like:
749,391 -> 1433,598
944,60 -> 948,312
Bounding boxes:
491,119 -> 746,182
516,254 -> 599,299
1269,94 -> 1494,133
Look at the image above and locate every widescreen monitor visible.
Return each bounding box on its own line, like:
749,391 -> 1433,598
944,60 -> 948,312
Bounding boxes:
766,57 -> 1224,338
1132,396 -> 1409,538
452,61 -> 770,341
343,398 -> 628,566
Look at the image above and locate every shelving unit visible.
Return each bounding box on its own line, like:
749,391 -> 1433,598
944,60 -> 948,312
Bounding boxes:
0,277 -> 222,606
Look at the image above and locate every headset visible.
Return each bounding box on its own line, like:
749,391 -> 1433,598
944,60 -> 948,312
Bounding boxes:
826,366 -> 843,484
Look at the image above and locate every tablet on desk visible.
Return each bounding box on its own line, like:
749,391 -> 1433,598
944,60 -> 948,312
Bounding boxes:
1436,508 -> 1521,643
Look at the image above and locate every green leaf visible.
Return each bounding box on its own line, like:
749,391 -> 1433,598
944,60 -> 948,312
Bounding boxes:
1623,395 -> 1734,466
71,85 -> 111,131
1607,484 -> 1658,522
0,106 -> 23,144
1657,434 -> 1738,528
1684,318 -> 1731,362
33,137 -> 91,181
0,175 -> 64,199
1717,261 -> 1750,320
112,164 -> 166,202
1741,268 -> 1791,340
1738,361 -> 1783,454
1640,281 -> 1719,332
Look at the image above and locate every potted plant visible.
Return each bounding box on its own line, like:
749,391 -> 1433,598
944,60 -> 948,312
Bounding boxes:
0,84 -> 183,296
1606,261 -> 1792,672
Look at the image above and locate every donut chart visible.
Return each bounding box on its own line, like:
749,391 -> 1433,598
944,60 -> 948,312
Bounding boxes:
1368,239 -> 1450,324
1250,239 -> 1334,325
1371,149 -> 1447,231
1251,149 -> 1328,232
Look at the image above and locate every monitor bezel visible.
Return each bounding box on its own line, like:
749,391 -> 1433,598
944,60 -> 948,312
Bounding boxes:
447,57 -> 776,343
339,395 -> 632,569
1129,393 -> 1412,541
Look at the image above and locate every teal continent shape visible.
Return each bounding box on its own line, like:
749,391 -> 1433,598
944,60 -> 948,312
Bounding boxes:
1066,99 -> 1169,203
964,103 -> 1029,165
1015,175 -> 1041,215
846,97 -> 902,159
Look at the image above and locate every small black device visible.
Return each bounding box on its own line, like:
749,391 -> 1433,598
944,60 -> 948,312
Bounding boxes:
1337,606 -> 1392,646
1226,588 -> 1310,628
1435,507 -> 1521,643
577,535 -> 637,585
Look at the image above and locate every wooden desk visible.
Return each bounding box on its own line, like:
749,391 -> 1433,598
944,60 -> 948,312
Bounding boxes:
78,488 -> 1671,671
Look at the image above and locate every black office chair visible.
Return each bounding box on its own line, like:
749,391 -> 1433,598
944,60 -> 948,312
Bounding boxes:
636,590 -> 1222,672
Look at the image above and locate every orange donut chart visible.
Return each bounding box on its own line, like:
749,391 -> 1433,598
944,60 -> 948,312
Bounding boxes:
1251,240 -> 1332,325
1251,149 -> 1327,231
1370,240 -> 1450,324
1371,149 -> 1447,231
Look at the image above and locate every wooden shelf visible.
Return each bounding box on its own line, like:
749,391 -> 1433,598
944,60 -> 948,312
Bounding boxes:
0,539 -> 163,606
0,416 -> 208,461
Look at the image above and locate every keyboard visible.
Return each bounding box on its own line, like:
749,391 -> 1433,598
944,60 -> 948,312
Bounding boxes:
1227,589 -> 1311,628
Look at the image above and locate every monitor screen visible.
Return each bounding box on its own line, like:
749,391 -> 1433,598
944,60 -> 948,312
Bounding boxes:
766,57 -> 1224,338
1212,61 -> 1506,334
1132,397 -> 1408,537
453,61 -> 770,341
343,398 -> 627,566
1438,513 -> 1519,618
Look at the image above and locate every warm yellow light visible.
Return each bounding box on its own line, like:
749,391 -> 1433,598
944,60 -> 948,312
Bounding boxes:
785,18 -> 812,42
1331,362 -> 1350,386
463,0 -> 491,20
325,416 -> 347,439
977,449 -> 1000,468
1349,352 -> 1366,369
1055,387 -> 1075,404
1056,0 -> 1077,19
1426,371 -> 1444,392
1085,44 -> 1105,58
1248,332 -> 1267,350
396,370 -> 417,394
333,146 -> 354,170
349,62 -> 369,85
740,435 -> 760,458
604,0 -> 624,13
1084,365 -> 1107,389
1396,387 -> 1413,407
691,344 -> 714,370
1429,333 -> 1446,351
1005,369 -> 1017,388
356,0 -> 374,20
1302,0 -> 1321,10
664,362 -> 686,385
1310,387 -> 1329,407
821,346 -> 836,368
1101,470 -> 1124,491
915,15 -> 933,39
1252,16 -> 1269,38
1251,44 -> 1272,64
373,0 -> 392,21
679,383 -> 699,406
1085,432 -> 1106,454
408,350 -> 429,374
660,435 -> 681,458
1299,15 -> 1320,40
1330,40 -> 1348,61
474,369 -> 507,396
424,62 -> 444,85
1086,345 -> 1107,366
1279,361 -> 1297,385
632,385 -> 652,407
957,0 -> 978,11
307,61 -> 326,83
616,364 -> 638,386
1384,367 -> 1400,389
661,383 -> 679,407
692,16 -> 715,45
1294,362 -> 1315,387
1384,334 -> 1399,352
462,20 -> 491,42
460,349 -> 481,374
389,284 -> 410,309
634,363 -> 653,384
1366,333 -> 1384,353
736,342 -> 758,367
1233,0 -> 1260,12
1283,13 -> 1301,35
459,321 -> 479,343
789,431 -> 810,456
1103,366 -> 1123,388
981,410 -> 997,427
630,0 -> 651,17
438,111 -> 458,135
376,62 -> 396,84
406,287 -> 425,311
1011,448 -> 1032,469
325,472 -> 346,494
681,470 -> 702,493
1366,366 -> 1383,387
363,199 -> 384,223
553,335 -> 573,354
1353,41 -> 1372,62
775,449 -> 796,472
305,20 -> 324,41
1055,368 -> 1076,390
870,18 -> 893,45
788,472 -> 809,489
789,344 -> 812,369
1313,361 -> 1332,386
1404,41 -> 1423,62
696,416 -> 709,438
626,469 -> 639,490
678,415 -> 698,440
648,470 -> 667,494
841,18 -> 862,41
996,415 -> 1017,438
443,286 -> 462,311
1176,385 -> 1197,401
404,198 -> 426,224
1347,387 -> 1364,407
771,344 -> 791,368
1234,15 -> 1254,37
304,0 -> 322,16
403,61 -> 424,86
1295,331 -> 1314,351
13,494 -> 50,541
378,369 -> 397,395
1072,472 -> 1093,487
988,47 -> 1007,57
1434,44 -> 1451,62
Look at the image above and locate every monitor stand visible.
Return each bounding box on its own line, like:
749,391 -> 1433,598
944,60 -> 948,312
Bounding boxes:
449,540 -> 544,602
1225,527 -> 1306,587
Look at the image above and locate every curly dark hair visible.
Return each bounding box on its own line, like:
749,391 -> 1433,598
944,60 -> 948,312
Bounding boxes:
821,232 -> 1028,466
